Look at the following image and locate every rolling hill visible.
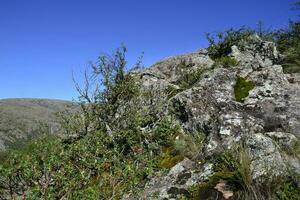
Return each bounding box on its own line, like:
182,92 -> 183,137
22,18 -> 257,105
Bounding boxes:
0,98 -> 76,151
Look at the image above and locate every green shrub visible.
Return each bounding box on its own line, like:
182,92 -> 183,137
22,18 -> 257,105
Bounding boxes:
278,181 -> 300,200
206,21 -> 300,73
176,68 -> 206,90
0,47 -> 179,199
213,56 -> 239,68
234,77 -> 255,102
206,28 -> 255,60
213,145 -> 252,191
151,117 -> 180,147
166,66 -> 209,97
274,21 -> 300,73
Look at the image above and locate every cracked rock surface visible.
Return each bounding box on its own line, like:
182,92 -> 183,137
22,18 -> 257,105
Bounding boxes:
125,36 -> 300,199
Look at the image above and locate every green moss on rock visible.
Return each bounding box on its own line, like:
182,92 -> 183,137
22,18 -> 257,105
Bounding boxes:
158,147 -> 184,168
234,77 -> 255,102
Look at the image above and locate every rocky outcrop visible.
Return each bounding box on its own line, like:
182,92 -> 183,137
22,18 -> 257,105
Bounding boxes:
126,36 -> 300,199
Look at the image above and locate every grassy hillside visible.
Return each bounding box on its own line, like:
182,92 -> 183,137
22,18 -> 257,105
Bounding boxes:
0,98 -> 76,151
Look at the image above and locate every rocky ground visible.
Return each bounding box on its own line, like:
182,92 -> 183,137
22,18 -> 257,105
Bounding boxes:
125,35 -> 300,199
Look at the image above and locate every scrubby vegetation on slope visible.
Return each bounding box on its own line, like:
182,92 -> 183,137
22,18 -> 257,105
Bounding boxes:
206,20 -> 300,73
0,46 -> 202,199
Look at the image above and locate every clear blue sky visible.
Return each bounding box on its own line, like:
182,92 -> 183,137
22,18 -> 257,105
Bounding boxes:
0,0 -> 298,100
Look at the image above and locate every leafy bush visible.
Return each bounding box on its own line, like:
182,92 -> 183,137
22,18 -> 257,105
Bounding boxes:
151,117 -> 179,147
165,84 -> 184,99
275,21 -> 300,73
165,62 -> 208,99
0,123 -> 176,199
206,28 -> 255,60
176,67 -> 207,90
0,46 -> 179,199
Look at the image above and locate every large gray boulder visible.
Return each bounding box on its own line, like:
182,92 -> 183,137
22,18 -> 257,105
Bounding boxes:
125,36 -> 300,199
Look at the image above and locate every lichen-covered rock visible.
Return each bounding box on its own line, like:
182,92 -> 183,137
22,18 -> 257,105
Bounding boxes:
245,133 -> 287,180
131,158 -> 213,200
265,132 -> 298,149
127,36 -> 300,199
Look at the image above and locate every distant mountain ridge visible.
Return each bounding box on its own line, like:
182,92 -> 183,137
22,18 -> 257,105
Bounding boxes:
0,98 -> 76,151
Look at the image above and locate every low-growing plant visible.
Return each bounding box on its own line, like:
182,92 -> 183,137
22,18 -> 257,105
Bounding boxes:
212,56 -> 239,68
278,180 -> 300,200
170,99 -> 189,123
158,146 -> 184,169
176,68 -> 207,90
188,144 -> 259,200
165,84 -> 184,99
155,122 -> 206,168
188,143 -> 300,200
173,132 -> 206,160
151,117 -> 180,147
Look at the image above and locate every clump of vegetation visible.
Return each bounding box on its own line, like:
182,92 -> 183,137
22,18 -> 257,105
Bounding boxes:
173,132 -> 206,160
150,117 -> 180,147
178,69 -> 204,88
165,84 -> 184,99
275,21 -> 300,73
159,131 -> 205,169
292,141 -> 300,160
159,147 -> 184,169
188,145 -> 254,199
278,180 -> 300,200
165,60 -> 209,99
234,77 -> 255,102
206,28 -> 255,60
206,20 -> 300,73
156,120 -> 206,168
0,46 -> 180,199
212,56 -> 239,68
170,99 -> 189,123
176,67 -> 207,90
188,144 -> 300,200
